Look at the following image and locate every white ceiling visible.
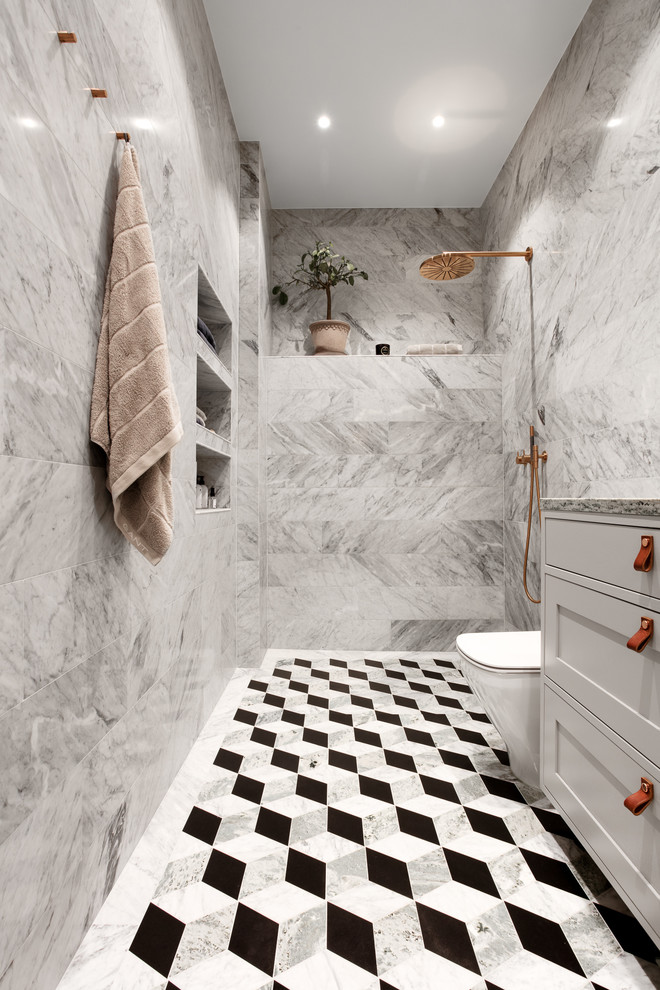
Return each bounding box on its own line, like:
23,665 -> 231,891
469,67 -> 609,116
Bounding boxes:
203,0 -> 592,209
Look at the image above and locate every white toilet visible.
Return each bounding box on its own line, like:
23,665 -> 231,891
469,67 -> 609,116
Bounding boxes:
455,631 -> 541,787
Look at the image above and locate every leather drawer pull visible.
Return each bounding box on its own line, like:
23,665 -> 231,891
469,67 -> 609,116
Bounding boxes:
624,777 -> 654,816
634,535 -> 654,572
626,617 -> 654,652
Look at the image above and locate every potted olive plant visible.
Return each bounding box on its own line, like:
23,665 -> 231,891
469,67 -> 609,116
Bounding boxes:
272,241 -> 369,354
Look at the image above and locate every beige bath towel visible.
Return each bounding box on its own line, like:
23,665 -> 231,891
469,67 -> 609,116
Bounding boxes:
90,144 -> 183,565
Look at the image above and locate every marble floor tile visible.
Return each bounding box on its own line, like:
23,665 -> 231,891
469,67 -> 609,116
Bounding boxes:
57,654 -> 660,990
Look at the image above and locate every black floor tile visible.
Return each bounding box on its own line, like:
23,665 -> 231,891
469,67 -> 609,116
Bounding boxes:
355,727 -> 384,748
329,749 -> 358,773
438,749 -> 474,771
396,806 -> 438,845
366,848 -> 412,898
327,903 -> 378,975
384,749 -> 416,772
481,775 -> 526,804
418,903 -> 480,973
444,848 -> 500,898
182,806 -> 221,845
454,726 -> 488,747
250,725 -> 277,746
328,807 -> 364,845
282,709 -> 305,726
531,806 -> 576,838
506,903 -> 584,976
202,849 -> 245,898
229,903 -> 279,975
234,708 -> 258,725
596,903 -> 660,963
272,749 -> 299,772
213,748 -> 243,772
465,807 -> 514,845
359,774 -> 394,805
303,727 -> 329,747
263,693 -> 286,708
520,848 -> 587,898
308,694 -> 331,709
255,806 -> 292,845
376,710 -> 402,726
329,710 -> 354,726
286,848 -> 326,898
296,773 -> 327,805
129,904 -> 185,978
233,773 -> 265,804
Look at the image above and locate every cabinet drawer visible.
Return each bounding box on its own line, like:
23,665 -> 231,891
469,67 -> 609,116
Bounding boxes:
542,685 -> 660,945
545,517 -> 660,599
544,574 -> 660,758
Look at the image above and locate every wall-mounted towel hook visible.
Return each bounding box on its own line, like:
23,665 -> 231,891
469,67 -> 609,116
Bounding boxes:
90,88 -> 107,99
57,31 -> 77,43
116,132 -> 131,143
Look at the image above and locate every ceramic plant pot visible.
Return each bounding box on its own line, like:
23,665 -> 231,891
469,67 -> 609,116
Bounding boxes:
309,320 -> 350,355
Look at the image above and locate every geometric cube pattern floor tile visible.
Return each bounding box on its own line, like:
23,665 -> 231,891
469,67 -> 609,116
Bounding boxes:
128,654 -> 660,990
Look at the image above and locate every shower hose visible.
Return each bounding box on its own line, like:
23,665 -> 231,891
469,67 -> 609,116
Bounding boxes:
523,446 -> 542,604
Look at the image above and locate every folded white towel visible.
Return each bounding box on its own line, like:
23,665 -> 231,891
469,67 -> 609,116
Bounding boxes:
195,405 -> 207,422
406,342 -> 464,355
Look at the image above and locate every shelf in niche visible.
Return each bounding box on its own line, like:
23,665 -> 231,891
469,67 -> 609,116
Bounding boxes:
196,266 -> 233,512
195,423 -> 230,458
195,507 -> 231,514
196,334 -> 232,391
198,266 -> 232,371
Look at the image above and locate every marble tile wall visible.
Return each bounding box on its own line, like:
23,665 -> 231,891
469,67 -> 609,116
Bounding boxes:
0,0 -> 241,986
266,355 -> 505,650
237,142 -> 271,665
481,0 -> 660,629
270,208 -> 486,356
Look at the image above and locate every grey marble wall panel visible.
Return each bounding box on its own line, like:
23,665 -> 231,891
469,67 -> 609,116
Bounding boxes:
0,0 -> 241,984
267,354 -> 504,649
481,0 -> 660,630
236,142 -> 271,666
270,208 -> 485,355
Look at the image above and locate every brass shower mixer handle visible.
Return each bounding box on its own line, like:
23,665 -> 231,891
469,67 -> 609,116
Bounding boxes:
516,448 -> 548,465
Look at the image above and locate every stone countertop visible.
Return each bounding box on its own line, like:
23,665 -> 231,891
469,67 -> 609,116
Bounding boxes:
540,498 -> 660,516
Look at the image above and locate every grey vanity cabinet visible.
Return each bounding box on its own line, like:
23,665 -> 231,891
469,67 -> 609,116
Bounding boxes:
541,509 -> 660,948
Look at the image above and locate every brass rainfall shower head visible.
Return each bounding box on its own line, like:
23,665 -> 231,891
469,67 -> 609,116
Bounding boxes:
420,247 -> 533,281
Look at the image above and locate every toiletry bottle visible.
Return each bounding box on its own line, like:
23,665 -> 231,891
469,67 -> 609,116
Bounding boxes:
196,475 -> 204,509
209,486 -> 217,509
197,475 -> 208,509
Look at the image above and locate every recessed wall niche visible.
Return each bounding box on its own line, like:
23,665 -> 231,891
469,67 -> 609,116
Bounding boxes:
195,266 -> 232,511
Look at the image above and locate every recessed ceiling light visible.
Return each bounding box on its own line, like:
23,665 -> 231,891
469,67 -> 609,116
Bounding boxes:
606,117 -> 623,128
431,115 -> 445,128
317,115 -> 331,129
18,116 -> 40,129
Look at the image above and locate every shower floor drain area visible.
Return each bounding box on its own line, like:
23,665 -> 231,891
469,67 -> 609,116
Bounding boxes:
116,655 -> 660,989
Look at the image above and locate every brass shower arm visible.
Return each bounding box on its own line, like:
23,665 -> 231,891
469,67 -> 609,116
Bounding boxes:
443,248 -> 533,261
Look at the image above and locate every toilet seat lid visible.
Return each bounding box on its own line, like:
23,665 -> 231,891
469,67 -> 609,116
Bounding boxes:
456,631 -> 541,671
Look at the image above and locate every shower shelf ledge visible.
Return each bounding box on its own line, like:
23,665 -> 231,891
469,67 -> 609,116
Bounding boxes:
195,424 -> 230,458
196,334 -> 232,391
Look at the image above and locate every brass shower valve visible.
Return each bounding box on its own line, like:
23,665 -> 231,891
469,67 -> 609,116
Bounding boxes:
516,448 -> 548,466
